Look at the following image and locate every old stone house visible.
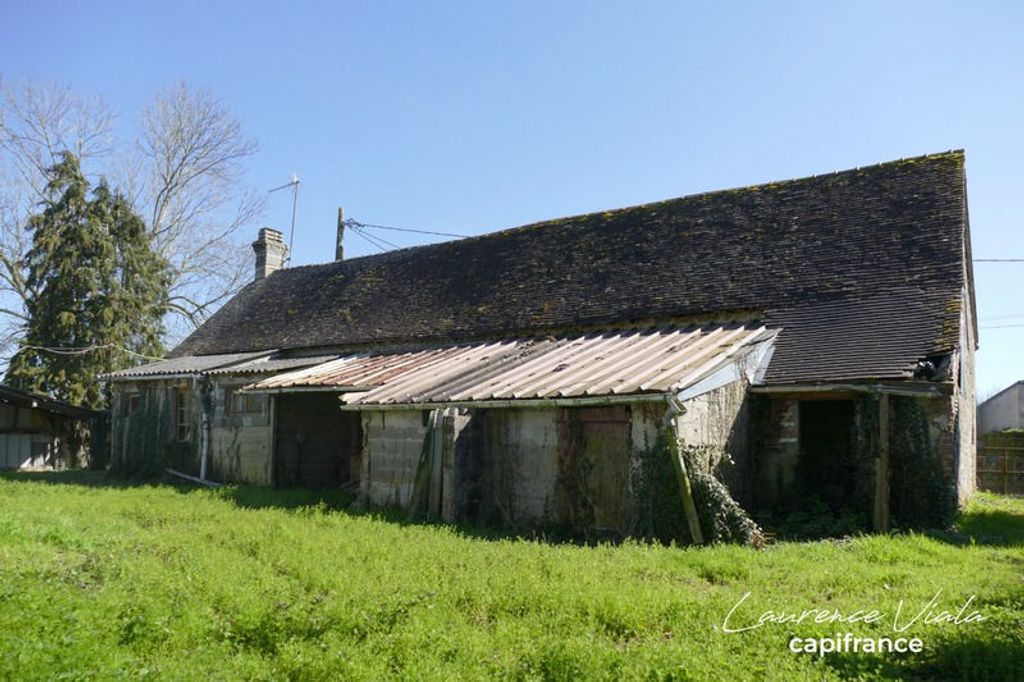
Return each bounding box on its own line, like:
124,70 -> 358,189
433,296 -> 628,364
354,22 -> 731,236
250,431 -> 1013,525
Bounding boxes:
104,151 -> 976,537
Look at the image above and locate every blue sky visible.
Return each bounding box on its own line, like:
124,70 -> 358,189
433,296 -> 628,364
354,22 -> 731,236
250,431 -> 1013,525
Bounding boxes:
2,1 -> 1022,397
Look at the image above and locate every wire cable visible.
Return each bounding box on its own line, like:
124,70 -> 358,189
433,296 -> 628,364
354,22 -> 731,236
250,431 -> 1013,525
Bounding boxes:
345,218 -> 463,239
352,224 -> 401,250
347,225 -> 389,253
20,344 -> 165,361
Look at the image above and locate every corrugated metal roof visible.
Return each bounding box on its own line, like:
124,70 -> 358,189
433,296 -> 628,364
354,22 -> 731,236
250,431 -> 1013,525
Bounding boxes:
101,350 -> 275,380
0,385 -> 99,419
247,323 -> 772,406
249,342 -> 532,391
206,354 -> 339,375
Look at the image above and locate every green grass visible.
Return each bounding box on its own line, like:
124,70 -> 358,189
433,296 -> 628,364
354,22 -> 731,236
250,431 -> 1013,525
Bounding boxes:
1,472 -> 1022,681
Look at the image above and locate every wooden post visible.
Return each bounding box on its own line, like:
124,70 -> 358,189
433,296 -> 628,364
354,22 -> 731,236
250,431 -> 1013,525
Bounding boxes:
268,395 -> 277,486
335,207 -> 345,261
427,409 -> 445,516
407,409 -> 440,521
873,393 -> 890,532
440,411 -> 457,522
669,436 -> 705,545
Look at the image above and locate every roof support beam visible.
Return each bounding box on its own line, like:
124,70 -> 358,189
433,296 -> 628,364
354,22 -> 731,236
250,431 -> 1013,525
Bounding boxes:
750,383 -> 950,399
873,393 -> 891,532
335,393 -> 671,411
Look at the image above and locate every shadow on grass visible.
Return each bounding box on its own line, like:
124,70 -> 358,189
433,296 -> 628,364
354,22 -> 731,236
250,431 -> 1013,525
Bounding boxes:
189,483 -> 609,546
205,483 -> 360,512
951,512 -> 1024,548
0,469 -> 144,488
822,627 -> 1024,681
220,485 -> 593,544
926,495 -> 1024,548
8,470 -> 1024,550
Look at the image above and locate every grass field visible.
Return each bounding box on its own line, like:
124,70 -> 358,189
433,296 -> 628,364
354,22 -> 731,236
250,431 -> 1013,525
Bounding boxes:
1,471 -> 1022,681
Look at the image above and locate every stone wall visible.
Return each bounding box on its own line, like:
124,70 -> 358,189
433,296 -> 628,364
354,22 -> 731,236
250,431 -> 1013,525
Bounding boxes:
955,288 -> 977,504
748,397 -> 800,511
676,380 -> 750,494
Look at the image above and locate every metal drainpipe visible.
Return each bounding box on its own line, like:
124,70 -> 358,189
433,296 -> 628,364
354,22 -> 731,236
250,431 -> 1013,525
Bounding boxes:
195,376 -> 212,481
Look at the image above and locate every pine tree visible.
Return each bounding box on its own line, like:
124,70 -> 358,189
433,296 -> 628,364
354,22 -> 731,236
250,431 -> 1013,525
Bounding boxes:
6,152 -> 170,409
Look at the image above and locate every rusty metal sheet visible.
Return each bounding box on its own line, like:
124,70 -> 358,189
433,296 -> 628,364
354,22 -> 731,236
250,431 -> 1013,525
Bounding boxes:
246,322 -> 771,405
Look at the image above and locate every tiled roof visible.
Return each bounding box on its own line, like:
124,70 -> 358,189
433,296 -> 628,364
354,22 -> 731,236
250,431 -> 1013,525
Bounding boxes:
166,152 -> 970,385
763,290 -> 955,383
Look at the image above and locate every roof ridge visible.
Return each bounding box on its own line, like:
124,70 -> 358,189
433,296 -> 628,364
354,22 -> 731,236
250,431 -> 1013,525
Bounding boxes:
170,150 -> 969,376
270,150 -> 966,276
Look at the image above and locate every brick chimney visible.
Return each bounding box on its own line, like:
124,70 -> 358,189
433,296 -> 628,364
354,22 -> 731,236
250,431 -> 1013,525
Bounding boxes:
335,207 -> 345,261
252,227 -> 287,281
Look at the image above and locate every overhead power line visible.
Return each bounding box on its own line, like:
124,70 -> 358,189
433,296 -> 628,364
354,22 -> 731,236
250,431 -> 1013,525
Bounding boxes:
352,224 -> 401,250
347,225 -> 391,253
980,313 -> 1024,322
345,219 -> 464,239
974,258 -> 1024,262
20,344 -> 165,361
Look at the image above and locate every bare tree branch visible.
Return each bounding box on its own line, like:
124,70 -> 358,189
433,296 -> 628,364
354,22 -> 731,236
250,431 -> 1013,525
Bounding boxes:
135,81 -> 264,333
0,77 -> 264,362
0,77 -> 117,362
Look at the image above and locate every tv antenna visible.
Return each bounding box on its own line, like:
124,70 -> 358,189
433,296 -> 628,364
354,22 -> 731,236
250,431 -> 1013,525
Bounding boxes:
268,173 -> 300,264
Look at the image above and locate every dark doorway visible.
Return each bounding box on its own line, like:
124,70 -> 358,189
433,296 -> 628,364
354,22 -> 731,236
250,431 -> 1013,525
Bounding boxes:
274,394 -> 362,489
798,400 -> 857,512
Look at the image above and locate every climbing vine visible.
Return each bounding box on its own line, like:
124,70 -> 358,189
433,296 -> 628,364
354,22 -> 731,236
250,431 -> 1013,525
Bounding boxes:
889,397 -> 955,528
631,433 -> 764,547
110,386 -> 197,479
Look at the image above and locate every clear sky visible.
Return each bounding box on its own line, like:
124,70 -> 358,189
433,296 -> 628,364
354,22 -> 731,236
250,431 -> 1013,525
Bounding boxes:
2,1 -> 1022,398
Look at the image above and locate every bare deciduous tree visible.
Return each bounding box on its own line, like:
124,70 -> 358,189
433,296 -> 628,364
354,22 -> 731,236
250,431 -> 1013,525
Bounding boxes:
135,82 -> 264,337
0,77 -> 263,358
0,78 -> 117,359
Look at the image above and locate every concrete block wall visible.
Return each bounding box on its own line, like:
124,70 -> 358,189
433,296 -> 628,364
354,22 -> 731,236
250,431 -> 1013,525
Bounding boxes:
354,402 -> 684,534
476,408 -> 560,523
361,410 -> 428,507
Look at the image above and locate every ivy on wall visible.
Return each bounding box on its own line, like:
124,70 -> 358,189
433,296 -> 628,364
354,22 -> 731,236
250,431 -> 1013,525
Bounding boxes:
889,397 -> 955,528
631,433 -> 764,547
110,385 -> 198,479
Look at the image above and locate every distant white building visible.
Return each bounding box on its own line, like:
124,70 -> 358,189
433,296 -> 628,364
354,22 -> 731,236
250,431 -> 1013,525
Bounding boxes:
978,382 -> 1024,434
